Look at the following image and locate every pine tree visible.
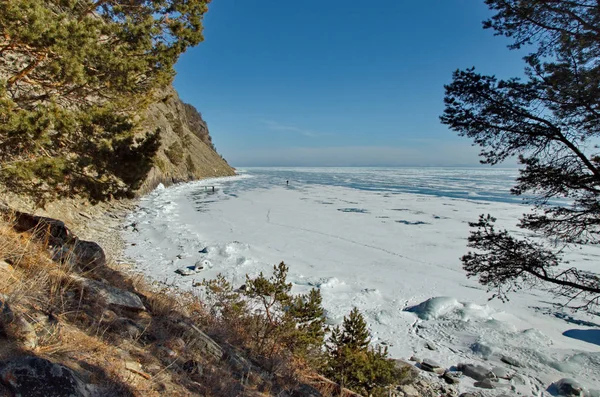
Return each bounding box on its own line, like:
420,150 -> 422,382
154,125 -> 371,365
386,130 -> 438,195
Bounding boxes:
441,0 -> 600,310
0,0 -> 211,204
326,308 -> 397,396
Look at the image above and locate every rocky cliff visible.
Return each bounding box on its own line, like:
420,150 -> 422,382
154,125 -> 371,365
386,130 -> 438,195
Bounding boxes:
138,86 -> 236,195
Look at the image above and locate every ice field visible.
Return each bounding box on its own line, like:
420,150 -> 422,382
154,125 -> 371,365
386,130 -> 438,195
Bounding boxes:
122,168 -> 600,396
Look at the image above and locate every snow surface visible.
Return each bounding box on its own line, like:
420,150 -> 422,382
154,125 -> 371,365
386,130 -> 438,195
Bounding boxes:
122,169 -> 600,396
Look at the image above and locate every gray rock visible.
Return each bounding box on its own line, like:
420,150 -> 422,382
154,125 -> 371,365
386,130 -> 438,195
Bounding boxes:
71,276 -> 145,311
421,358 -> 441,371
68,240 -> 106,270
175,267 -> 197,276
457,363 -> 491,381
500,354 -> 523,368
399,384 -> 419,397
474,379 -> 496,389
8,210 -> 107,270
443,370 -> 462,384
176,262 -> 206,276
409,355 -> 422,363
554,378 -> 584,396
0,356 -> 90,397
459,394 -> 479,397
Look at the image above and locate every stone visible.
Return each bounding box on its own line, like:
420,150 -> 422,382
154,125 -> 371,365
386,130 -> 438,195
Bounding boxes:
175,267 -> 196,276
409,355 -> 422,363
420,358 -> 442,372
500,354 -> 523,368
554,378 -> 584,396
71,276 -> 145,311
9,211 -> 106,270
474,379 -> 496,389
457,363 -> 491,381
443,370 -> 461,384
399,384 -> 419,397
0,356 -> 89,397
175,263 -> 204,276
198,247 -> 209,254
459,393 -> 479,397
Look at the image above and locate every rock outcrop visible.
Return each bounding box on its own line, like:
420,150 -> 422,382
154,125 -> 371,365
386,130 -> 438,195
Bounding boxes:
138,86 -> 236,194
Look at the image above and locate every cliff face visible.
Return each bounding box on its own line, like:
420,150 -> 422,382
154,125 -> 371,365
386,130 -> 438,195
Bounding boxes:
138,86 -> 236,195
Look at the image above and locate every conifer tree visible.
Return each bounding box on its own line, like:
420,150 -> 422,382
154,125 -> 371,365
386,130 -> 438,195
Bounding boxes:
0,0 -> 211,204
326,308 -> 397,396
441,0 -> 600,310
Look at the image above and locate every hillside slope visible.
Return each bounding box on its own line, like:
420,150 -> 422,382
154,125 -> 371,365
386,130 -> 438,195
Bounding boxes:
138,87 -> 236,195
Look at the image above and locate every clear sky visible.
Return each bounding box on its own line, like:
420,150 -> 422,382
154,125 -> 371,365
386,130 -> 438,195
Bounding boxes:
172,0 -> 527,167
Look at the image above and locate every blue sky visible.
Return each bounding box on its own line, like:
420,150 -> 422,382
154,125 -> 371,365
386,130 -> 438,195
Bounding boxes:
173,0 -> 527,167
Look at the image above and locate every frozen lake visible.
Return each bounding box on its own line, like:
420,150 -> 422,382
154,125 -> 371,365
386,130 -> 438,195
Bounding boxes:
123,167 -> 600,396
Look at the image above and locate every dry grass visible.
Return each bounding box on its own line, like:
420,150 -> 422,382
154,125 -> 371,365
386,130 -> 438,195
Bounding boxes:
0,213 -> 369,396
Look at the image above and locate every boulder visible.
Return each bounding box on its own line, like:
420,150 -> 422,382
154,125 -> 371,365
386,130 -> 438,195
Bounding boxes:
175,262 -> 206,276
8,210 -> 106,270
175,267 -> 197,276
554,378 -> 584,396
71,276 -> 145,311
457,363 -> 491,381
0,356 -> 89,397
421,358 -> 445,374
443,370 -> 461,384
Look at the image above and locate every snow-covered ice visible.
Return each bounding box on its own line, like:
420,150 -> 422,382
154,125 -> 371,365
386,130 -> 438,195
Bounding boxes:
122,168 -> 600,396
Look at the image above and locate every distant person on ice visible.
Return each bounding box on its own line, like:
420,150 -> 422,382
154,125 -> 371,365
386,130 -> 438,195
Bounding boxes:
286,180 -> 289,186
